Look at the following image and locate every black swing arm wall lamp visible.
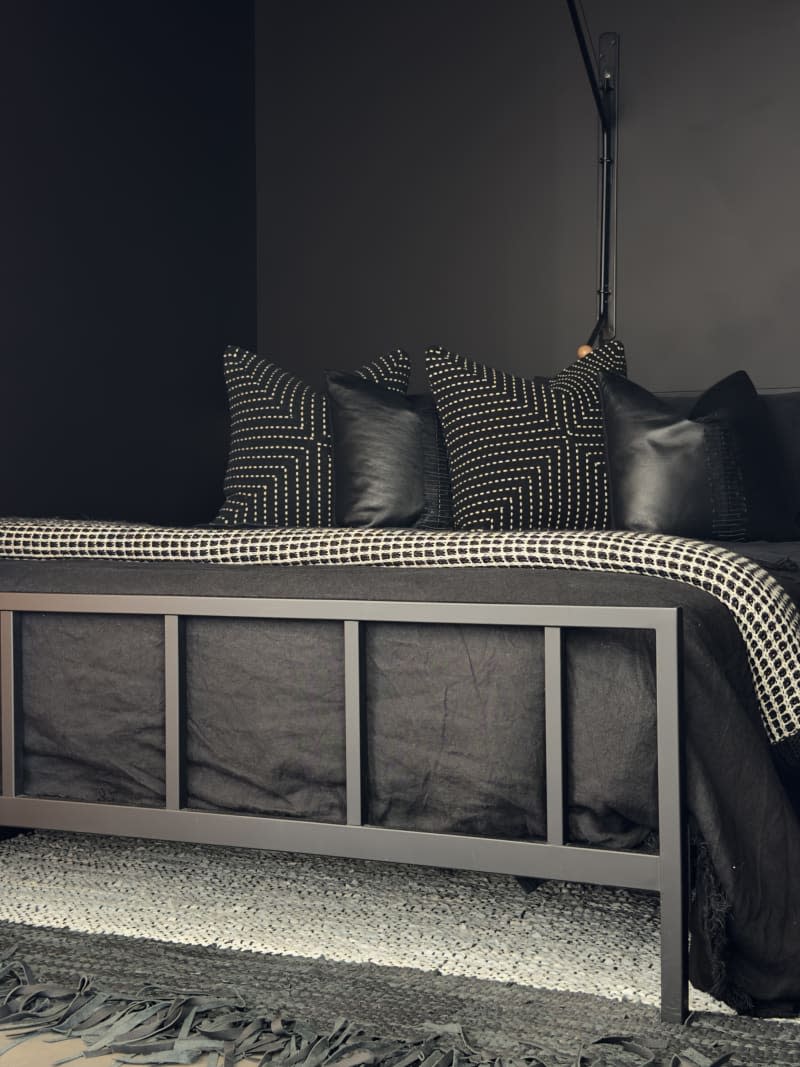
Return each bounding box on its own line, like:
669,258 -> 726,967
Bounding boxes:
565,0 -> 619,349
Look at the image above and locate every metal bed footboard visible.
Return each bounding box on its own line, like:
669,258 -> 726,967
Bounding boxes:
0,594 -> 686,1022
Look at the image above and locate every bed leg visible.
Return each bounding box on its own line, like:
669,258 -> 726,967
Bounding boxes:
659,842 -> 689,1023
515,876 -> 544,894
656,612 -> 688,1023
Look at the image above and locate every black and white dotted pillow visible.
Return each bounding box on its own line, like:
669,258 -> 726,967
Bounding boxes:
214,346 -> 411,527
425,340 -> 627,530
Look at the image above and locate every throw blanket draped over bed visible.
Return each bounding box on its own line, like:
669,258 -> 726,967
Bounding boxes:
2,518 -> 799,759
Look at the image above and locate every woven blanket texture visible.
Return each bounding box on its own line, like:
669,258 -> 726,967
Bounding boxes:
1,518 -> 798,750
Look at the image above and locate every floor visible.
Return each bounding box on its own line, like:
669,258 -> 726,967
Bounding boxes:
0,831 -> 705,1010
0,831 -> 772,1066
6,1036 -> 250,1067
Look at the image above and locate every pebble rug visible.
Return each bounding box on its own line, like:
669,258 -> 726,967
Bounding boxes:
0,831 -> 799,1065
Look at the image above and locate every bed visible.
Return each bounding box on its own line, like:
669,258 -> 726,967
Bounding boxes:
4,1 -> 800,1028
2,514 -> 800,1024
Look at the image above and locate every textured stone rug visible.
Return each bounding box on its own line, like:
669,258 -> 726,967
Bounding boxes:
0,831 -> 799,1065
0,830 -> 706,1009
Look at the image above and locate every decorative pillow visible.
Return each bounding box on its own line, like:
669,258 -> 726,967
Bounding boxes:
326,372 -> 452,528
411,392 -> 454,530
214,346 -> 410,527
424,340 -> 627,530
327,371 -> 424,526
599,370 -> 799,540
761,391 -> 800,529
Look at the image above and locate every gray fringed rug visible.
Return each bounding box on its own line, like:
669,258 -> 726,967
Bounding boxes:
0,831 -> 799,1066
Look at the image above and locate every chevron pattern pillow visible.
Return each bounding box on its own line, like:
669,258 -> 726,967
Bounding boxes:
425,340 -> 627,530
214,346 -> 411,527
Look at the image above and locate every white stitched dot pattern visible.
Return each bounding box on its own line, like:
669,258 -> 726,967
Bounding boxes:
214,346 -> 411,527
425,340 -> 626,531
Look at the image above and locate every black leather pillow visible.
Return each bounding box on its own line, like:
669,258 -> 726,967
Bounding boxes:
326,372 -> 452,528
409,392 -> 454,529
762,391 -> 800,529
599,370 -> 798,540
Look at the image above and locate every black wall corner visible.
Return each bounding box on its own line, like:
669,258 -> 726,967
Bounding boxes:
0,0 -> 256,524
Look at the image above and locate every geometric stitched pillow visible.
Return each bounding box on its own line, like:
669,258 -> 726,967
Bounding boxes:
424,339 -> 626,530
214,345 -> 411,527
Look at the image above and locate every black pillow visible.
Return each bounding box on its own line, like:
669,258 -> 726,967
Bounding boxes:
425,340 -> 627,530
599,370 -> 798,540
762,391 -> 800,529
214,346 -> 410,527
326,372 -> 453,528
410,393 -> 454,529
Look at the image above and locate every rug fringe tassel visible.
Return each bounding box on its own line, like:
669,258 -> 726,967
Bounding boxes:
0,953 -> 742,1067
1,954 -> 558,1067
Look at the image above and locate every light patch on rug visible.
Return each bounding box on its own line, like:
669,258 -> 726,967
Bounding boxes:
0,830 -> 726,1014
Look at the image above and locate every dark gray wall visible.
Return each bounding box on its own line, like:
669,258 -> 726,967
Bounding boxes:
604,0 -> 800,393
3,0 -> 798,523
255,0 -> 800,393
256,0 -> 595,392
1,0 -> 256,522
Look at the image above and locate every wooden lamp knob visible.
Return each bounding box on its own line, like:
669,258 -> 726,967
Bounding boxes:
576,345 -> 593,358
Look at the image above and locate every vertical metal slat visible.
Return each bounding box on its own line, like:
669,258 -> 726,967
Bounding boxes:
1,612 -> 16,798
164,614 -> 185,811
544,626 -> 565,846
655,611 -> 687,1023
344,620 -> 364,826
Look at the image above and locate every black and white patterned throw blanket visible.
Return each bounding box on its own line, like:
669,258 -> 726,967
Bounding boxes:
2,518 -> 799,762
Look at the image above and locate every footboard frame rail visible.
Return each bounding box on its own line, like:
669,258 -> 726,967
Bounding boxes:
0,594 -> 685,1021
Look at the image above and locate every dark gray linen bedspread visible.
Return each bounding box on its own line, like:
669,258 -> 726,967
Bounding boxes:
2,547 -> 800,1012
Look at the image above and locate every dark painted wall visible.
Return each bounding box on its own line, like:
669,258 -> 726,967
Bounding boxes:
1,0 -> 256,523
4,1 -> 799,523
256,0 -> 595,393
255,0 -> 800,393
602,0 -> 800,393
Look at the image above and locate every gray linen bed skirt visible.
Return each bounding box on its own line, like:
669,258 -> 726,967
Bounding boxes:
2,556 -> 760,852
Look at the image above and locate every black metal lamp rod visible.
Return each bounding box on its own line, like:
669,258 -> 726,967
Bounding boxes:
590,114 -> 614,345
565,0 -> 609,133
564,0 -> 617,349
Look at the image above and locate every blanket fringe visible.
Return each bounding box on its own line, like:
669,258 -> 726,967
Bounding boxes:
690,829 -> 753,1016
